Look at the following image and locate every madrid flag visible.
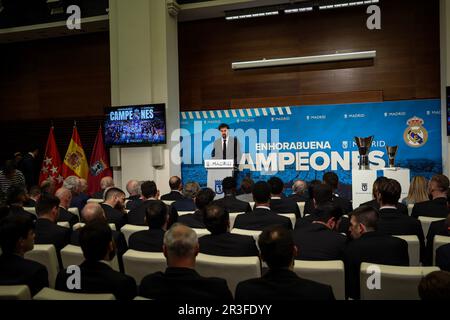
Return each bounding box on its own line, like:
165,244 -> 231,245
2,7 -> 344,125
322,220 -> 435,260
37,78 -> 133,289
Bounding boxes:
39,127 -> 64,189
88,126 -> 112,195
62,126 -> 89,180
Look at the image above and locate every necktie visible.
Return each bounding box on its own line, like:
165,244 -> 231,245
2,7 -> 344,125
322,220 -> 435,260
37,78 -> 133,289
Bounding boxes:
223,139 -> 227,159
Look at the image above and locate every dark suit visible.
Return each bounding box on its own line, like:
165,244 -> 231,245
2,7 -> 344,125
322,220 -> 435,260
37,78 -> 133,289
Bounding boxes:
344,232 -> 409,299
126,196 -> 142,211
178,211 -> 205,228
57,207 -> 79,227
21,153 -> 38,188
333,194 -> 353,214
233,207 -> 292,230
199,232 -> 259,257
360,199 -> 409,216
411,197 -> 449,218
436,243 -> 450,272
127,200 -> 178,227
139,267 -> 233,301
35,218 -> 71,268
24,198 -> 37,207
0,254 -> 49,296
293,223 -> 347,261
161,191 -> 184,201
235,268 -> 335,301
71,193 -> 89,213
128,228 -> 164,252
172,198 -> 196,212
8,205 -> 36,222
270,197 -> 301,218
55,260 -> 137,300
213,195 -> 251,213
91,190 -> 105,200
288,193 -> 309,203
424,219 -> 449,265
100,204 -> 127,230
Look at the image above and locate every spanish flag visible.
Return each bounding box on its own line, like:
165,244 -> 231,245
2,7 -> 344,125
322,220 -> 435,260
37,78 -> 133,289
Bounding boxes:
62,126 -> 89,180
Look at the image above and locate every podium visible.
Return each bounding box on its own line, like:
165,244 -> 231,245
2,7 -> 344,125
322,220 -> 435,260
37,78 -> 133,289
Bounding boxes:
351,168 -> 411,208
205,159 -> 234,199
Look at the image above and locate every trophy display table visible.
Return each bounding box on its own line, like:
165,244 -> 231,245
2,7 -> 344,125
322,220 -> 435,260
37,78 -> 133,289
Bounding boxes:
351,168 -> 411,208
205,159 -> 234,199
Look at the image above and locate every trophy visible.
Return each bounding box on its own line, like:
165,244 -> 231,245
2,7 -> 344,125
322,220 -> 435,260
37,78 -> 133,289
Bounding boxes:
354,136 -> 374,170
386,145 -> 398,168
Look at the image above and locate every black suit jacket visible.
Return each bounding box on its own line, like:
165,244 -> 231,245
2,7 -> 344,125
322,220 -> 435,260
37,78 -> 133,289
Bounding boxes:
288,193 -> 309,203
293,223 -> 347,261
8,205 -> 36,222
161,191 -> 184,201
235,268 -> 335,301
411,197 -> 449,218
21,153 -> 37,188
424,219 -> 450,265
71,193 -> 89,213
128,228 -> 165,252
343,232 -> 409,299
172,198 -> 196,212
233,207 -> 293,230
55,260 -> 137,300
57,207 -> 79,227
436,243 -> 450,272
178,211 -> 205,228
199,232 -> 259,257
333,194 -> 353,214
127,200 -> 178,227
360,199 -> 409,216
139,267 -> 233,301
100,204 -> 127,230
270,197 -> 301,218
24,199 -> 37,207
0,254 -> 49,296
213,195 -> 251,213
35,218 -> 71,268
91,190 -> 105,200
126,195 -> 142,211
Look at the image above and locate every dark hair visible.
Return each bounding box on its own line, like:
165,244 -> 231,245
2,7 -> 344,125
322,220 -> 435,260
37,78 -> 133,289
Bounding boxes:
323,172 -> 339,190
418,271 -> 450,300
104,187 -> 125,200
240,177 -> 254,194
307,180 -> 322,200
195,188 -> 216,210
3,160 -> 17,176
28,186 -> 42,198
79,221 -> 112,261
252,181 -> 271,204
373,176 -> 389,198
313,203 -> 344,223
351,205 -> 379,231
141,181 -> 157,198
145,201 -> 168,229
258,225 -> 294,269
222,177 -> 237,193
0,215 -> 35,255
313,183 -> 333,205
268,177 -> 284,195
218,123 -> 230,130
378,178 -> 401,205
6,186 -> 27,206
169,176 -> 181,190
36,194 -> 60,216
204,205 -> 229,235
431,174 -> 450,192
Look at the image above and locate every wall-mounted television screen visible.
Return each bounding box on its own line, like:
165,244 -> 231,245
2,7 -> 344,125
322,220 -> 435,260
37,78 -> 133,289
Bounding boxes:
104,104 -> 166,146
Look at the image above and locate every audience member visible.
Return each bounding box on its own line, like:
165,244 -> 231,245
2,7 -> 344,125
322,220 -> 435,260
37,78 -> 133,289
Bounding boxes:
213,177 -> 251,213
418,271 -> 450,300
91,176 -> 114,199
24,185 -> 41,207
161,176 -> 185,201
178,188 -> 215,228
0,160 -> 26,196
412,174 -> 450,218
127,181 -> 159,225
268,177 -> 300,218
6,186 -> 36,222
100,187 -> 127,230
323,172 -> 353,214
55,187 -> 79,227
125,179 -> 141,210
236,177 -> 254,202
401,176 -> 429,205
288,180 -> 308,203
172,182 -> 199,211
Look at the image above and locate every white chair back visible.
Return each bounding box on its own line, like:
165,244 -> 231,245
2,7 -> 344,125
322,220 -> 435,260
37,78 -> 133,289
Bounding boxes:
393,235 -> 421,266
0,285 -> 31,300
192,228 -> 211,238
297,202 -> 305,217
178,211 -> 195,216
120,224 -> 148,245
231,228 -> 262,241
229,212 -> 244,229
122,250 -> 166,284
24,244 -> 59,288
68,207 -> 80,218
294,260 -> 345,300
278,213 -> 296,228
195,253 -> 261,297
433,235 -> 450,265
23,207 -> 36,216
57,221 -> 70,228
60,244 -> 120,272
360,263 -> 439,300
249,202 -> 255,210
162,200 -> 175,206
407,204 -> 414,216
87,199 -> 103,204
418,216 -> 445,240
33,287 -> 115,300
73,222 -> 116,231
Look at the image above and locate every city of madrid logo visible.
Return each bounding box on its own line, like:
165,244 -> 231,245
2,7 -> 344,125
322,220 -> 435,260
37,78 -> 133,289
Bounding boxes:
403,116 -> 428,148
215,180 -> 223,194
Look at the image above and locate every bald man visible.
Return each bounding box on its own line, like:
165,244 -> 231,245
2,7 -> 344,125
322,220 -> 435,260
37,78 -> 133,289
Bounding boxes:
139,224 -> 233,301
55,187 -> 79,227
126,180 -> 142,210
92,176 -> 115,199
70,202 -> 128,272
160,176 -> 184,201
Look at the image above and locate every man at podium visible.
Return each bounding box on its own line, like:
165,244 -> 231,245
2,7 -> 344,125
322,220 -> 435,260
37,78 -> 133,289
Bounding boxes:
211,123 -> 242,174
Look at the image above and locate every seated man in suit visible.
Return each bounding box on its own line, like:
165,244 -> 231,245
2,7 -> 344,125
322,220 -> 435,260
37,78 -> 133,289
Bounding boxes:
213,177 -> 251,213
288,180 -> 308,203
234,181 -> 292,230
293,203 -> 346,261
71,202 -> 127,272
178,188 -> 215,228
139,223 -> 233,301
55,187 -> 79,227
344,206 -> 409,300
236,177 -> 254,202
302,180 -> 323,216
24,185 -> 41,207
6,186 -> 36,222
268,177 -> 301,218
323,172 -> 352,214
0,215 -> 49,296
128,200 -> 169,252
436,244 -> 450,272
172,182 -> 200,212
71,178 -> 89,212
125,179 -> 141,210
161,176 -> 185,201
127,181 -> 159,225
63,176 -> 82,213
91,176 -> 115,200
235,225 -> 335,301
425,213 -> 450,265
34,194 -> 71,268
56,221 -> 137,300
418,270 -> 450,300
200,205 -> 258,257
100,187 -> 127,230
295,183 -> 333,228
376,178 -> 425,262
412,174 -> 450,218
360,176 -> 408,215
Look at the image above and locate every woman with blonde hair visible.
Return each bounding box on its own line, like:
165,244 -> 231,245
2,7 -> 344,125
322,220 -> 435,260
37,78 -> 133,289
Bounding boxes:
402,176 -> 429,205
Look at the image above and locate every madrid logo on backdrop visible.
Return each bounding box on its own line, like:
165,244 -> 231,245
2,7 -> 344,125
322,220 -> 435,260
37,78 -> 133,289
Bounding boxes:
403,116 -> 428,148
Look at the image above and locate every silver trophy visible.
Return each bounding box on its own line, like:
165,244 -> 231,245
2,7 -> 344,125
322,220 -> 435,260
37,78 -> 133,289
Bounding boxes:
354,136 -> 374,170
386,145 -> 398,168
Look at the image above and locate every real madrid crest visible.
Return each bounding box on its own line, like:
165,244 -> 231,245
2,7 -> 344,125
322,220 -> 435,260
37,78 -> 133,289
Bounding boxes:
403,116 -> 428,148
